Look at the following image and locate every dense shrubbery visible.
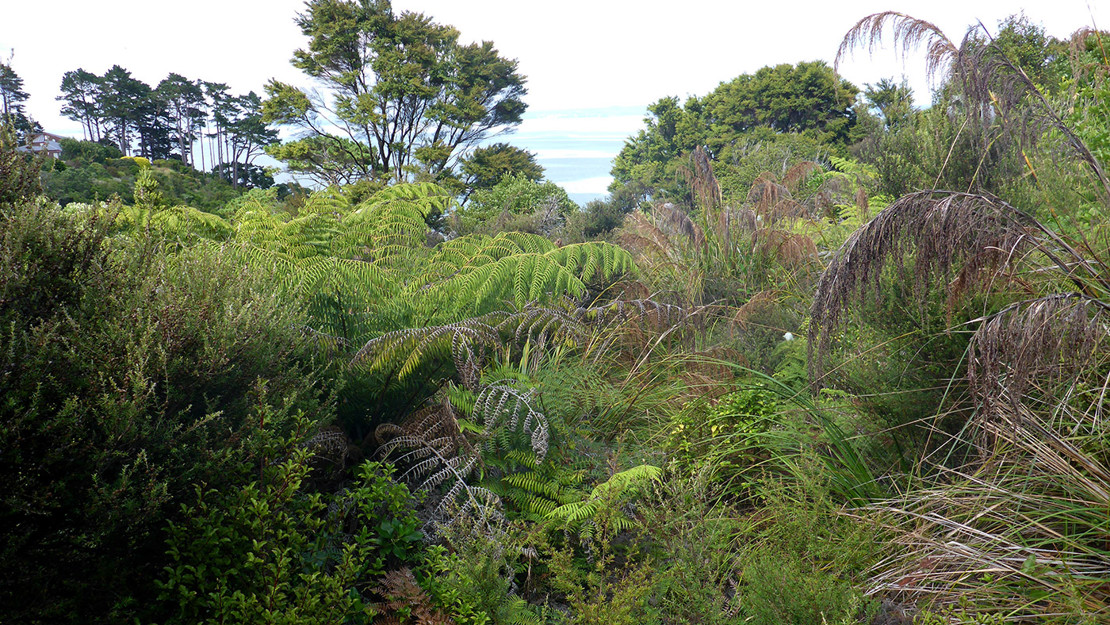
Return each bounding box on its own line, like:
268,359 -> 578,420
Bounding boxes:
1,9 -> 1108,625
0,201 -> 329,621
39,138 -> 251,210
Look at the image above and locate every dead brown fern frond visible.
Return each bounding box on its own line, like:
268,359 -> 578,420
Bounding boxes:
375,400 -> 465,456
301,426 -> 355,489
372,567 -> 456,625
579,298 -> 691,330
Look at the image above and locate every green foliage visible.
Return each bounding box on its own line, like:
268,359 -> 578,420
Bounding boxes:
547,465 -> 661,536
545,512 -> 659,625
265,0 -> 526,185
730,474 -> 882,625
610,61 -> 857,206
456,173 -> 578,237
634,471 -> 746,624
667,383 -> 779,496
0,202 -> 327,622
41,146 -> 244,210
434,520 -> 544,625
59,136 -> 122,162
461,142 -> 544,195
0,121 -> 41,205
133,163 -> 166,209
159,457 -> 430,624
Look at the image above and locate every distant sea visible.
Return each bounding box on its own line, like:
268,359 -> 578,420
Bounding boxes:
495,105 -> 646,205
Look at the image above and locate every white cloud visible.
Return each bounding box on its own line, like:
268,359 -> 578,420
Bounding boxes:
515,113 -> 646,138
559,176 -> 613,195
530,148 -> 619,160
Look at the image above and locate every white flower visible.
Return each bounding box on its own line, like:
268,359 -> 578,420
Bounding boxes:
783,332 -> 794,341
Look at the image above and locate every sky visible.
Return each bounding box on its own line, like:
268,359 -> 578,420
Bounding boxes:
2,0 -> 1105,203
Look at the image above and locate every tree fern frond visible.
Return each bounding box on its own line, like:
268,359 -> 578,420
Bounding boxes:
547,465 -> 662,528
473,383 -> 550,460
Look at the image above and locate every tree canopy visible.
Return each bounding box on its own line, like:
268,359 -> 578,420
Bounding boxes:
0,62 -> 39,140
609,60 -> 858,207
263,0 -> 528,188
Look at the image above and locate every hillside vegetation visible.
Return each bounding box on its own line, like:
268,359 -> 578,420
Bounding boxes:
0,6 -> 1108,625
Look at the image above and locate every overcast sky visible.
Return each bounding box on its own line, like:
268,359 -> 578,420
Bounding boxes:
2,0 -> 1104,200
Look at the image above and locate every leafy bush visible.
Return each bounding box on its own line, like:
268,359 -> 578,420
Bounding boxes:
455,173 -> 577,237
732,473 -> 882,625
159,458 -> 429,624
0,202 -> 328,622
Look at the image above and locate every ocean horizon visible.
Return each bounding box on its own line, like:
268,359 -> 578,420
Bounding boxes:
497,105 -> 646,205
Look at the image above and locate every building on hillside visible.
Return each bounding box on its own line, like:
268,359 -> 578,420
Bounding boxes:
15,132 -> 66,159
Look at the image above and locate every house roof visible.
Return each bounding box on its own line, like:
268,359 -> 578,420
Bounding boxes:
31,132 -> 68,142
16,140 -> 63,154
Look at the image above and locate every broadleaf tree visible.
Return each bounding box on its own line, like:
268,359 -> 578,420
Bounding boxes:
263,0 -> 527,187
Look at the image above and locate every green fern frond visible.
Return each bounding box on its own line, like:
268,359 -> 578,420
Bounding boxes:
350,317 -> 502,382
299,185 -> 351,215
547,465 -> 662,528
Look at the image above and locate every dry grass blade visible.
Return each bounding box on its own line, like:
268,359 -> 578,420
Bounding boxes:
863,396 -> 1110,619
783,160 -> 823,193
653,201 -> 705,248
748,175 -> 791,218
753,228 -> 819,269
682,145 -> 723,211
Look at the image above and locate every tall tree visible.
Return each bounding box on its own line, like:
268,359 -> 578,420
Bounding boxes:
58,69 -> 103,142
863,78 -> 914,130
264,0 -> 527,186
460,142 -> 543,199
98,65 -> 152,155
134,90 -> 175,160
156,73 -> 206,165
700,61 -> 858,149
0,63 -> 37,141
223,91 -> 278,187
203,81 -> 232,173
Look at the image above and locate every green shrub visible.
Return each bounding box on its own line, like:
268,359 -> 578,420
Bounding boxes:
0,202 -> 328,622
159,458 -> 425,624
732,471 -> 882,625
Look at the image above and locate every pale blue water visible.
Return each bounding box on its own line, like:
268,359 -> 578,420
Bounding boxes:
497,105 -> 646,205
